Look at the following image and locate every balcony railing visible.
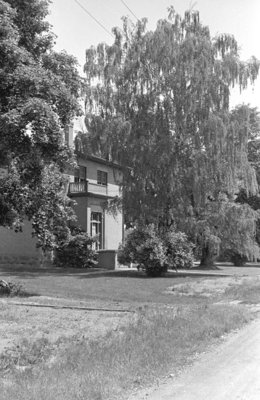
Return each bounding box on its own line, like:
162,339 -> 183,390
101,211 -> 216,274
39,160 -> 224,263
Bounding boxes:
69,181 -> 88,194
69,181 -> 108,196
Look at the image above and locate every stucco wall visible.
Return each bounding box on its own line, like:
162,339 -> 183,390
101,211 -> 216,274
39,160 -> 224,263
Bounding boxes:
104,211 -> 123,250
0,220 -> 40,264
97,250 -> 118,269
73,197 -> 88,231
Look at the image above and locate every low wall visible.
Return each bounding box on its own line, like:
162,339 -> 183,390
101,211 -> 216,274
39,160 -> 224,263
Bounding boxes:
0,254 -> 40,266
0,221 -> 40,266
97,250 -> 118,270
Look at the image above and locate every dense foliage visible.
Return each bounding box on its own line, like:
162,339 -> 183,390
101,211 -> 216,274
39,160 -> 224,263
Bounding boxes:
162,229 -> 194,270
54,231 -> 97,269
82,8 -> 260,266
0,0 -> 82,250
118,225 -> 194,275
118,225 -> 167,276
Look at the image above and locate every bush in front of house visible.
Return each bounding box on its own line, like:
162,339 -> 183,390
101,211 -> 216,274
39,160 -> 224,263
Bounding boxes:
118,225 -> 167,276
118,227 -> 151,265
162,229 -> 194,270
136,228 -> 168,277
119,225 -> 194,275
54,231 -> 97,268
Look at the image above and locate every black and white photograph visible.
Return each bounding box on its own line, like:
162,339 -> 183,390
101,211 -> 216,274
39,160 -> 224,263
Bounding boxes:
0,0 -> 260,399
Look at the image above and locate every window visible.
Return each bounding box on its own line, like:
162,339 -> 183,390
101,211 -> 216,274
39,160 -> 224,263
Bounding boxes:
74,166 -> 87,183
91,212 -> 103,250
97,170 -> 107,186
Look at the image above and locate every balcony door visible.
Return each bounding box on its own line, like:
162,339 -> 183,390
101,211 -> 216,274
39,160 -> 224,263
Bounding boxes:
91,212 -> 103,250
74,166 -> 87,183
72,165 -> 87,193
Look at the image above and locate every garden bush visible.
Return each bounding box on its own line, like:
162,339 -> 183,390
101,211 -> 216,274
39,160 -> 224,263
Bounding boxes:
162,229 -> 194,270
220,250 -> 248,266
54,231 -> 97,268
230,253 -> 247,266
118,225 -> 167,276
0,280 -> 25,296
137,229 -> 167,277
119,225 -> 194,276
118,228 -> 150,265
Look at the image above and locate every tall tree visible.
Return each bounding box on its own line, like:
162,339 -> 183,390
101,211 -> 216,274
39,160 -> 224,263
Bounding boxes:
82,8 -> 260,265
234,105 -> 260,255
0,0 -> 82,250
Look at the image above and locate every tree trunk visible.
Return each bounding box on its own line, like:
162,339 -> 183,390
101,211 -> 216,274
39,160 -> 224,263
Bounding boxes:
200,245 -> 217,269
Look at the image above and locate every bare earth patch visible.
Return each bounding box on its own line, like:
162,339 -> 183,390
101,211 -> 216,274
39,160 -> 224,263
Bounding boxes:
164,276 -> 259,297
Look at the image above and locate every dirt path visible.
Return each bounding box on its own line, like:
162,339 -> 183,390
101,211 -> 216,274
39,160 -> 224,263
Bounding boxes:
131,317 -> 260,400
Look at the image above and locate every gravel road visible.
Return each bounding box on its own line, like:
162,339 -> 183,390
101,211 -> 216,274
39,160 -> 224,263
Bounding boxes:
132,317 -> 260,400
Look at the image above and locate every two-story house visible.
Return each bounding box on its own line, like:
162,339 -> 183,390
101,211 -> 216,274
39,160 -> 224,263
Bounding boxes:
64,120 -> 124,268
67,154 -> 123,252
0,121 -> 124,269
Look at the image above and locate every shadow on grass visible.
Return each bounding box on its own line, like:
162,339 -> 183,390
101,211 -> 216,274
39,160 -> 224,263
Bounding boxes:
72,270 -> 231,279
1,262 -> 258,280
219,262 -> 260,268
0,265 -> 103,279
0,264 -> 231,280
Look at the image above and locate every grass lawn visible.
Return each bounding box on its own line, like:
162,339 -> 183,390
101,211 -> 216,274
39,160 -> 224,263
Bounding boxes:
0,263 -> 260,400
0,265 -> 217,305
1,263 -> 260,305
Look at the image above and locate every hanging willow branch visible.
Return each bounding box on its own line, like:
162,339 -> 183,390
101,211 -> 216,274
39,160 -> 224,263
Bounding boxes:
82,7 -> 260,261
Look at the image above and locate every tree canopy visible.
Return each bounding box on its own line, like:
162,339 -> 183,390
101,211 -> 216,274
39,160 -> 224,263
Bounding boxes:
82,8 -> 260,265
0,0 -> 82,250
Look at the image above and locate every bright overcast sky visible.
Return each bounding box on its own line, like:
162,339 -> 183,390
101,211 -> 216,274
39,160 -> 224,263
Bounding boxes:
48,0 -> 260,109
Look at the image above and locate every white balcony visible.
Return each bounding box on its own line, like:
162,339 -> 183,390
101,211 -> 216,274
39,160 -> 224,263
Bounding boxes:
69,181 -> 108,196
88,182 -> 108,195
69,182 -> 88,194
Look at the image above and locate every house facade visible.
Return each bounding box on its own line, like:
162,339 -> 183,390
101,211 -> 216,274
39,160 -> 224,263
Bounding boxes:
67,153 -> 124,252
65,120 -> 124,263
0,121 -> 124,269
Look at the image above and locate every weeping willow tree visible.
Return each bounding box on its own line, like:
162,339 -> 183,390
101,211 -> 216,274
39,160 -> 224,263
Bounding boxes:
82,7 -> 260,266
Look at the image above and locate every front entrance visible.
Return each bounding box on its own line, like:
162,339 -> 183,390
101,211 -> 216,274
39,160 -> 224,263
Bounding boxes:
91,212 -> 103,250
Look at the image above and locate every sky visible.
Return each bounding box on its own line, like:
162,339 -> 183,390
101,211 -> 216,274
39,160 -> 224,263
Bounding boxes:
48,0 -> 260,109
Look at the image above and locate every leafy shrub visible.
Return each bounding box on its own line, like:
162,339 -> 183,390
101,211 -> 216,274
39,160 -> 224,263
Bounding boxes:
0,280 -> 25,297
220,250 -> 248,266
119,226 -> 195,275
163,230 -> 194,270
118,228 -> 150,265
231,254 -> 247,266
137,230 -> 167,277
119,225 -> 167,276
54,231 -> 97,268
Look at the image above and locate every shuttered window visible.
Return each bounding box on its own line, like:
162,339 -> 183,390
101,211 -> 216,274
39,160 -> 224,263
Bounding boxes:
74,166 -> 87,183
97,170 -> 107,186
